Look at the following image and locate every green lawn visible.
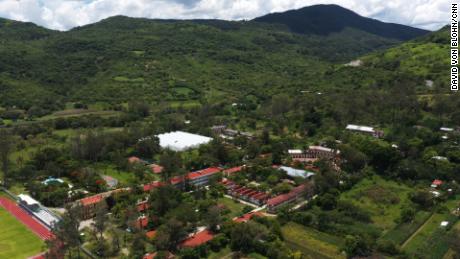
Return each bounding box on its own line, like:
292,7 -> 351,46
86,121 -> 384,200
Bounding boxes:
281,222 -> 345,259
217,197 -> 246,218
207,246 -> 231,259
0,207 -> 44,259
340,175 -> 413,230
95,163 -> 136,186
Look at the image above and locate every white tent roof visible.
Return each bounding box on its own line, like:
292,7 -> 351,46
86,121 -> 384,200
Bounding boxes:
279,166 -> 315,179
18,194 -> 39,206
440,127 -> 454,132
346,124 -> 375,133
157,131 -> 212,151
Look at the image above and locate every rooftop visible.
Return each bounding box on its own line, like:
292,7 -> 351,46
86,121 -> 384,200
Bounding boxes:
233,211 -> 264,223
279,166 -> 315,179
157,131 -> 212,151
18,194 -> 40,206
143,181 -> 164,192
267,184 -> 308,207
180,229 -> 215,247
146,230 -> 157,239
223,166 -> 245,175
79,194 -> 103,206
346,124 -> 375,133
149,164 -> 164,174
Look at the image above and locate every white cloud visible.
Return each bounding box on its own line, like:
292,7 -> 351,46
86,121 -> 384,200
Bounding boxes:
0,0 -> 450,31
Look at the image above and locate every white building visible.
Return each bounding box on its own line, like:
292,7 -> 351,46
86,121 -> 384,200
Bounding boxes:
440,127 -> 454,132
157,131 -> 213,151
346,124 -> 384,138
279,166 -> 315,179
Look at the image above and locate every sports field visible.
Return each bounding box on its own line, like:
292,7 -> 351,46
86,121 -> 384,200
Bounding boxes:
0,207 -> 44,259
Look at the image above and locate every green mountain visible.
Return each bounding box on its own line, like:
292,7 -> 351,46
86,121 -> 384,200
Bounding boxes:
253,4 -> 429,40
0,7 -> 443,115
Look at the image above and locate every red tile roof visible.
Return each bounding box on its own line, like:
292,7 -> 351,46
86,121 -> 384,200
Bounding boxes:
170,176 -> 183,185
188,167 -> 221,180
223,166 -> 244,175
128,156 -> 141,163
136,216 -> 149,229
143,181 -> 164,192
432,179 -> 444,186
137,201 -> 150,212
149,164 -> 164,174
233,211 -> 264,223
79,195 -> 103,206
146,230 -> 156,239
267,184 -> 307,207
170,167 -> 221,185
180,230 -> 215,247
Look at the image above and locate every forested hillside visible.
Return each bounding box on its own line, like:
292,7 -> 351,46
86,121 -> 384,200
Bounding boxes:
0,5 -> 436,116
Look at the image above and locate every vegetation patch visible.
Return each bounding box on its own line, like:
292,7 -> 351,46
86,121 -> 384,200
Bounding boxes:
281,222 -> 344,259
404,213 -> 459,258
113,76 -> 145,83
381,210 -> 432,245
340,176 -> 413,230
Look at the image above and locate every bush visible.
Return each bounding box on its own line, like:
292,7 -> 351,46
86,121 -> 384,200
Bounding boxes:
242,205 -> 253,214
376,239 -> 399,255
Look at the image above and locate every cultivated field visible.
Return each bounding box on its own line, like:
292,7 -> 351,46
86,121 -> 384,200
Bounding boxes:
0,207 -> 44,259
281,222 -> 345,259
403,213 -> 458,258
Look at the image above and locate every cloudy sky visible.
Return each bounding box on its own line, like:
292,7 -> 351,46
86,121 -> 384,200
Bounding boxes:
0,0 -> 450,31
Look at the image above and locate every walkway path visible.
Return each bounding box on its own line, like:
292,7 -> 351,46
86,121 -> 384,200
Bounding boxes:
401,213 -> 434,249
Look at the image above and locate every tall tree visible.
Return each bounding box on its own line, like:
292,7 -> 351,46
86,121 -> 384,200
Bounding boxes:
159,150 -> 183,182
48,204 -> 82,258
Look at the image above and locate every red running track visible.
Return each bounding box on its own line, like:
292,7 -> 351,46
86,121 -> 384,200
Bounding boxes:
0,197 -> 53,240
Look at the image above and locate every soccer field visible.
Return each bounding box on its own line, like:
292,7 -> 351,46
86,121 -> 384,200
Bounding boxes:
0,207 -> 44,259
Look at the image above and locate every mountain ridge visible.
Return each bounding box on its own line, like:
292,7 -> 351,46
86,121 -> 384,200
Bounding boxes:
253,4 -> 429,40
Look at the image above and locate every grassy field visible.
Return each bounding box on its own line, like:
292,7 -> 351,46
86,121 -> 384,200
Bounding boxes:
94,163 -> 137,186
0,207 -> 44,259
281,222 -> 345,259
39,109 -> 121,120
169,100 -> 201,109
217,197 -> 247,218
340,175 -> 413,230
381,210 -> 432,245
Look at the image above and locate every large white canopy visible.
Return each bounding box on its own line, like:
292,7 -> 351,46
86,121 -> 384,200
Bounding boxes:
158,131 -> 212,151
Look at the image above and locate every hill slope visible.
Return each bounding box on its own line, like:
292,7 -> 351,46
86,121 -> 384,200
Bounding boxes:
253,4 -> 429,40
0,8 -> 439,115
